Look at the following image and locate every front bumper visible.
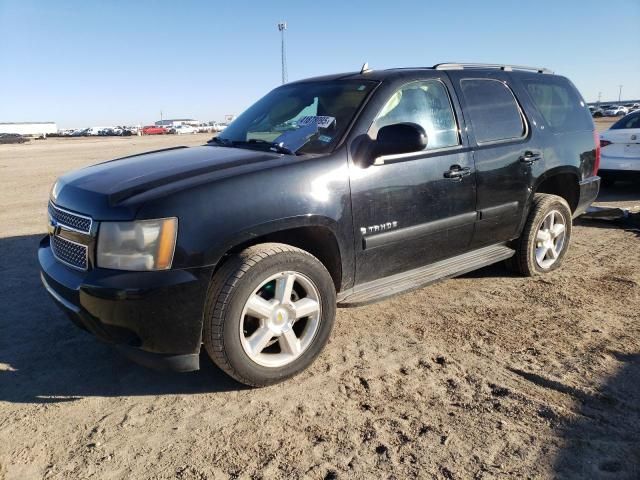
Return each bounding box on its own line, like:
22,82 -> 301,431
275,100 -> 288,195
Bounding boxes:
574,176 -> 601,218
39,235 -> 213,372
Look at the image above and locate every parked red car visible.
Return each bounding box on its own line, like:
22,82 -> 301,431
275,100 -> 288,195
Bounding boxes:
142,125 -> 167,135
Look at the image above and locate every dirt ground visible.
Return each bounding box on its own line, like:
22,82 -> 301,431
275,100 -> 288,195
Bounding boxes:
0,128 -> 638,480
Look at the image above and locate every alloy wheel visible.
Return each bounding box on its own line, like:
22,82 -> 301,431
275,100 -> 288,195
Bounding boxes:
535,210 -> 567,269
239,271 -> 321,367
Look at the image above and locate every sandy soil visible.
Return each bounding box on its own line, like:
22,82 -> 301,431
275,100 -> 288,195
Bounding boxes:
0,133 -> 638,480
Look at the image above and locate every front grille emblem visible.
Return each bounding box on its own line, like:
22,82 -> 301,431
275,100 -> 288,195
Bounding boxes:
48,217 -> 59,236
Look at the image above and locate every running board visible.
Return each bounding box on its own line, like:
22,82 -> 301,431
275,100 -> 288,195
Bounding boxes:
337,244 -> 515,307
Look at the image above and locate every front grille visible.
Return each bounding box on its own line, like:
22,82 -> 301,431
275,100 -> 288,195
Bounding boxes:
51,235 -> 88,270
48,203 -> 92,233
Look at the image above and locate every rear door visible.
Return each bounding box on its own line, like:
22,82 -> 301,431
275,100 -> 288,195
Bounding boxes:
449,71 -> 538,247
349,73 -> 477,284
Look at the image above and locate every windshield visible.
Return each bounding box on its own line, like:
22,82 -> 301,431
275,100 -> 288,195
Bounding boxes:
215,80 -> 377,154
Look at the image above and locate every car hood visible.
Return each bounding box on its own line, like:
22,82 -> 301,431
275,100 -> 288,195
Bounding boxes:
52,145 -> 285,220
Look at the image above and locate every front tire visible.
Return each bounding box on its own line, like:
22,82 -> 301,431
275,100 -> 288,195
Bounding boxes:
203,243 -> 336,387
506,194 -> 572,276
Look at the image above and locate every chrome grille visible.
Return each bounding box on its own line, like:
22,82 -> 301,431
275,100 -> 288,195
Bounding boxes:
48,203 -> 92,233
51,235 -> 88,270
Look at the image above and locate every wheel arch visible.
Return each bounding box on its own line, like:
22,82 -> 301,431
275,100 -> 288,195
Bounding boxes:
532,167 -> 581,213
208,215 -> 347,292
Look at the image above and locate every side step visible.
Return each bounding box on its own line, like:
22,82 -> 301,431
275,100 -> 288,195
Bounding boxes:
337,244 -> 514,307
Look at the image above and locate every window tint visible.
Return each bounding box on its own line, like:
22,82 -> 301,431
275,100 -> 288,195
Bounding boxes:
611,111 -> 640,130
460,79 -> 525,143
521,76 -> 593,133
372,80 -> 459,150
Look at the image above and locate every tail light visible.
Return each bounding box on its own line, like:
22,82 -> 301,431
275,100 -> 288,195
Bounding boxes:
594,131 -> 601,175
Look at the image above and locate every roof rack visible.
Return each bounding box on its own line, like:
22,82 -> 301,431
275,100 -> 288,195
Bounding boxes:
433,63 -> 553,74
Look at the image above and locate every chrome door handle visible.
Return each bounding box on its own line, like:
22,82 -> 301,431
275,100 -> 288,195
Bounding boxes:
519,151 -> 543,165
444,165 -> 471,180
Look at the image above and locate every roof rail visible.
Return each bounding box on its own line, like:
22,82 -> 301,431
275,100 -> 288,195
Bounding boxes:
433,63 -> 553,74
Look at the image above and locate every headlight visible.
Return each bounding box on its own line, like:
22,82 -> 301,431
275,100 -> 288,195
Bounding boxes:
97,218 -> 178,271
50,178 -> 64,202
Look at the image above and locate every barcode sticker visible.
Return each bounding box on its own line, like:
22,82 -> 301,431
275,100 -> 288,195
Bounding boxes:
298,116 -> 336,129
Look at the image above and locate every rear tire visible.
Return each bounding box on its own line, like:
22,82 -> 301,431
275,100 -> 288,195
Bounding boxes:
505,194 -> 572,276
203,243 -> 336,387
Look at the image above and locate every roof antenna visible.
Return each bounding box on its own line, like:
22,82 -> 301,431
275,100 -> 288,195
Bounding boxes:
360,62 -> 371,74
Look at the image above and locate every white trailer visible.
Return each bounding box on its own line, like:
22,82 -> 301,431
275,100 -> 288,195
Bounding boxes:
0,122 -> 57,137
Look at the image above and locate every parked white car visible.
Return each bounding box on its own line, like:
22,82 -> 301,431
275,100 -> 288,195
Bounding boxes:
174,125 -> 198,135
599,111 -> 640,186
85,127 -> 111,136
604,105 -> 629,117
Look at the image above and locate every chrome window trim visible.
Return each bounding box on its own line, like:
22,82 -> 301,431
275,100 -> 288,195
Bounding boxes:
373,144 -> 469,166
459,78 -> 529,147
49,202 -> 93,234
51,234 -> 89,271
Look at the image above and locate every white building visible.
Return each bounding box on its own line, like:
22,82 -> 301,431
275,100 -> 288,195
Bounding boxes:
0,122 -> 57,136
155,118 -> 199,127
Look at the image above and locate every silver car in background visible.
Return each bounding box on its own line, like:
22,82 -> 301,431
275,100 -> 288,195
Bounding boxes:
604,105 -> 629,117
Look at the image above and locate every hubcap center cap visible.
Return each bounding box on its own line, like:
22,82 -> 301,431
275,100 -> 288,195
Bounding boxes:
275,307 -> 289,325
268,305 -> 293,333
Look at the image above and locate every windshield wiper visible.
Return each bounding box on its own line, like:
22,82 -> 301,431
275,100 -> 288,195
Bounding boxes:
207,136 -> 295,155
227,139 -> 295,155
207,136 -> 232,146
244,139 -> 295,155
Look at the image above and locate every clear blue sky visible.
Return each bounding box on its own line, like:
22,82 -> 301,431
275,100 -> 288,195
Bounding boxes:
1,0 -> 638,128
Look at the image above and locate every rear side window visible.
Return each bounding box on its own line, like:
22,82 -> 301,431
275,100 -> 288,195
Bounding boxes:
460,79 -> 525,144
521,76 -> 593,133
611,111 -> 640,129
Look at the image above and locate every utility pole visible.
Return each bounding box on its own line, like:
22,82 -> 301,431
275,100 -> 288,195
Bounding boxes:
278,21 -> 288,84
597,91 -> 602,105
618,85 -> 623,102
160,110 -> 163,123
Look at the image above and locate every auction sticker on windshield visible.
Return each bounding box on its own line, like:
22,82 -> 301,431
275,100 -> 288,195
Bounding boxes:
298,116 -> 336,129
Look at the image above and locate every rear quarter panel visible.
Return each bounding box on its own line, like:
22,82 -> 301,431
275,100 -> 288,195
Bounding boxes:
509,73 -> 597,196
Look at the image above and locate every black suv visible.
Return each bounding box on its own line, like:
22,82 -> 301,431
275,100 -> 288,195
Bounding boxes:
39,63 -> 600,386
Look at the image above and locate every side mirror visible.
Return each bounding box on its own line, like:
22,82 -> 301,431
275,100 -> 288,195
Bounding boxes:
374,122 -> 427,161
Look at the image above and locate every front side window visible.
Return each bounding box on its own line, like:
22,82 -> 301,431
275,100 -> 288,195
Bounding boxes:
371,80 -> 459,150
460,79 -> 525,143
217,80 -> 377,154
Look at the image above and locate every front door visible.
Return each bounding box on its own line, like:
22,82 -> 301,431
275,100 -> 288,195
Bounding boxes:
349,75 -> 477,284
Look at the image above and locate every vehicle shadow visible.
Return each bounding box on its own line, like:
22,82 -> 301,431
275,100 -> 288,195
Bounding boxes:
0,234 -> 245,404
459,262 -> 519,279
552,352 -> 640,479
575,212 -> 640,238
596,181 -> 640,204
